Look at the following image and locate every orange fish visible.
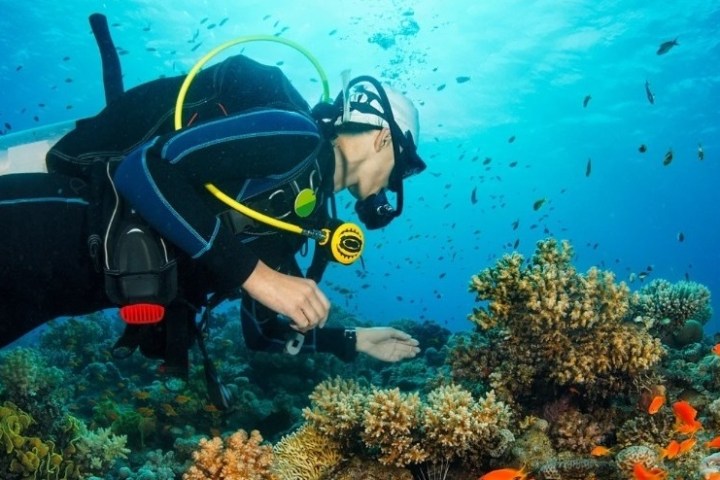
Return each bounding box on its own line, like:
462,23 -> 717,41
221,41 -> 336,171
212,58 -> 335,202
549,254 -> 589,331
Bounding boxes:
648,395 -> 665,414
672,401 -> 697,423
675,419 -> 703,436
660,440 -> 680,460
712,343 -> 720,355
478,467 -> 529,480
632,462 -> 667,480
705,436 -> 720,449
706,473 -> 720,480
677,437 -> 696,455
590,445 -> 612,457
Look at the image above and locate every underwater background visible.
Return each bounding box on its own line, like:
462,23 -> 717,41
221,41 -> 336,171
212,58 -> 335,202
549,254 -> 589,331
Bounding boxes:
1,1 -> 720,479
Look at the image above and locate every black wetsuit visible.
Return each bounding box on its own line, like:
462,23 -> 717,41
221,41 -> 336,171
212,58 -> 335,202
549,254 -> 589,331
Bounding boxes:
0,55 -> 356,366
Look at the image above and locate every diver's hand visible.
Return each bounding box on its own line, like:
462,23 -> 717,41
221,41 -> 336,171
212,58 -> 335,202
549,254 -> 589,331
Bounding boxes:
242,260 -> 330,332
356,327 -> 420,362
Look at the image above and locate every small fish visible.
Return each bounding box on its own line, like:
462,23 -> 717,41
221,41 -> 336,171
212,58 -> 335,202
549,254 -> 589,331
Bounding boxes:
705,435 -> 720,449
471,187 -> 478,204
632,462 -> 666,480
199,17 -> 208,24
191,42 -> 203,52
660,440 -> 680,460
15,65 -> 23,71
677,437 -> 696,455
533,198 -> 546,211
637,271 -> 649,281
638,144 -> 647,153
585,158 -> 592,177
218,17 -> 229,26
590,445 -> 611,457
456,76 -> 471,84
511,219 -> 519,230
478,467 -> 529,480
62,56 -> 70,61
698,143 -> 704,160
673,399 -> 698,423
583,94 -> 592,107
656,38 -> 679,55
437,83 -> 446,91
3,122 -> 11,130
663,148 -> 673,166
645,80 -> 655,104
712,343 -> 720,355
508,135 -> 515,143
206,23 -> 217,29
677,232 -> 685,242
508,161 -> 518,167
648,394 -> 665,414
513,239 -> 520,249
483,157 -> 492,165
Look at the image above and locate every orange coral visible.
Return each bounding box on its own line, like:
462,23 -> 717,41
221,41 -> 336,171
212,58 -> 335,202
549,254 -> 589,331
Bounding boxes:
183,429 -> 277,480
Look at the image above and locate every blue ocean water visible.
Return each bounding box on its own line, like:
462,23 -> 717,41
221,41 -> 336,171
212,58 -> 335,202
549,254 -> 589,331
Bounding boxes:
1,0 -> 718,334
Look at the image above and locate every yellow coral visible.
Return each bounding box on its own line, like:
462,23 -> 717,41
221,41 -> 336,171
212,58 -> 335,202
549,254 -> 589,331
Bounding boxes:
183,429 -> 276,480
467,238 -> 664,391
272,424 -> 344,480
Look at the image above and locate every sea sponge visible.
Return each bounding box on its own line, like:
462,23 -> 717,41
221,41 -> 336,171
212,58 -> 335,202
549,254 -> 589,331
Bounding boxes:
536,457 -> 617,480
272,424 -> 344,480
466,238 -> 664,396
183,429 -> 276,480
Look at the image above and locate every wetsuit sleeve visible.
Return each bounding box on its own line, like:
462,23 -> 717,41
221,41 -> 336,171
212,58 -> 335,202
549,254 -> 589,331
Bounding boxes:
240,293 -> 358,362
113,109 -> 321,293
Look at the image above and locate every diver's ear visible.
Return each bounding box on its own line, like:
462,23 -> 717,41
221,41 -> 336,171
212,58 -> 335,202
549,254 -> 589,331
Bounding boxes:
374,128 -> 392,152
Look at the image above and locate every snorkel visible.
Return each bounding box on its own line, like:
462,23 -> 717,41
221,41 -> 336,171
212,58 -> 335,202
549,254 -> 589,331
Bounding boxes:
174,35 -> 364,265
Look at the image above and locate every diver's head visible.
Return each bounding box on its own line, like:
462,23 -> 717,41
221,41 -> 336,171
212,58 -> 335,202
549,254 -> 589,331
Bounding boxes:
331,76 -> 425,229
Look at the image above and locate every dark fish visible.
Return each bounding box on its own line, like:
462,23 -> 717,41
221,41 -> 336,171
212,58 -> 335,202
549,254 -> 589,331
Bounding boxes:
677,232 -> 685,242
456,76 -> 471,84
471,187 -> 478,204
511,219 -> 519,230
585,158 -> 592,177
508,135 -> 515,143
583,94 -> 591,107
218,17 -> 229,26
146,47 -> 157,52
645,80 -> 655,104
200,17 -> 208,24
143,25 -> 151,32
637,271 -> 649,281
513,239 -> 520,249
508,161 -> 518,167
685,272 -> 690,281
191,42 -> 203,52
65,78 -> 73,83
439,272 -> 446,279
33,116 -> 39,122
263,14 -> 271,20
483,157 -> 491,165
698,143 -> 704,161
3,122 -> 11,130
15,65 -> 22,71
62,56 -> 70,61
207,23 -> 216,29
533,198 -> 546,211
329,29 -> 337,36
437,84 -> 446,91
656,38 -> 678,55
663,148 -> 673,166
638,144 -> 647,153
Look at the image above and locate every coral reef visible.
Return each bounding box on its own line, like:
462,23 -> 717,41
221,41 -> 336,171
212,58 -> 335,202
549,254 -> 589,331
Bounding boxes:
272,424 -> 344,480
302,377 -> 512,471
614,445 -> 662,476
536,457 -> 618,480
631,279 -> 712,335
465,238 -> 664,399
183,429 -> 276,480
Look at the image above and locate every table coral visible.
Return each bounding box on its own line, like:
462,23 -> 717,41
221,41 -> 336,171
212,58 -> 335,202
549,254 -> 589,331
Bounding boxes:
183,429 -> 276,480
466,238 -> 664,395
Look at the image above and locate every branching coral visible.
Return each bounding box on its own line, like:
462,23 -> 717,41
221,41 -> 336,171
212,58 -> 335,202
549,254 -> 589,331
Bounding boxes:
302,377 -> 512,470
630,279 -> 713,341
272,424 -> 344,480
183,429 -> 276,480
466,238 -> 664,395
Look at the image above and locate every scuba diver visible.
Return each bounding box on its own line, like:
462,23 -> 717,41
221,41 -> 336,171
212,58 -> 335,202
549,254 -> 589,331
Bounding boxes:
0,26 -> 425,407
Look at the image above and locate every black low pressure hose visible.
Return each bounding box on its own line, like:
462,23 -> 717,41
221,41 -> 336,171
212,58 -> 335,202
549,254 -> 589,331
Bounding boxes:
89,13 -> 124,105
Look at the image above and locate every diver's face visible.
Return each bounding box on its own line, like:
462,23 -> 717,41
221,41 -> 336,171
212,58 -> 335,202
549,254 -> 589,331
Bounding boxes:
351,128 -> 395,200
